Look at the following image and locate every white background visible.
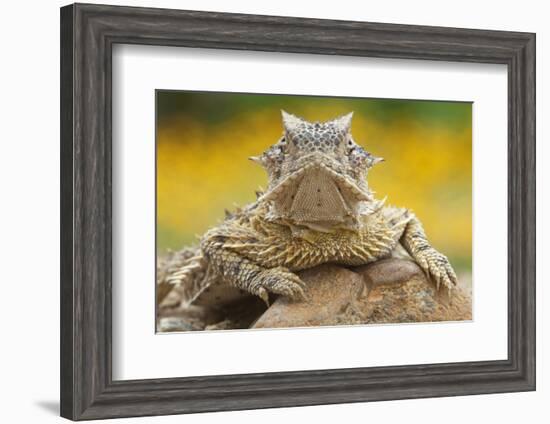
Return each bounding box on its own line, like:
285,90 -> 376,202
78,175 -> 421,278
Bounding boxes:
0,0 -> 547,423
113,45 -> 508,380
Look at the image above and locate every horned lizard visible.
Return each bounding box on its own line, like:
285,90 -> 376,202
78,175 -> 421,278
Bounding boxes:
159,111 -> 458,310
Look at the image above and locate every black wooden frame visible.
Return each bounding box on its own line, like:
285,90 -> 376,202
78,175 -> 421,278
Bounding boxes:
60,3 -> 536,420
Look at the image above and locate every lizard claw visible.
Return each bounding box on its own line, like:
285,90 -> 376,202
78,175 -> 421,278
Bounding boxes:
258,287 -> 270,307
419,249 -> 458,293
252,267 -> 307,302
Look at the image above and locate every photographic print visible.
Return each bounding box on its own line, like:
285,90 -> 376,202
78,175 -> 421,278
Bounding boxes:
156,90 -> 473,333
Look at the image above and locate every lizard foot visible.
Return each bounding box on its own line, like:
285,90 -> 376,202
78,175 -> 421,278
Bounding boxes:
417,249 -> 458,292
250,267 -> 307,304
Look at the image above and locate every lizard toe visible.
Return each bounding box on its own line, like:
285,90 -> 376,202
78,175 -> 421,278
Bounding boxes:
255,267 -> 307,302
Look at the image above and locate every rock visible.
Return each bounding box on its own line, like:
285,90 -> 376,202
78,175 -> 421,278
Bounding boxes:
253,259 -> 471,329
354,258 -> 425,287
253,265 -> 367,328
157,317 -> 204,332
354,259 -> 472,325
157,258 -> 472,332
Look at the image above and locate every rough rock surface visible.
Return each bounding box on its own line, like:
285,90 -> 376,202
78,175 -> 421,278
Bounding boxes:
253,265 -> 367,328
157,259 -> 471,332
254,260 -> 471,329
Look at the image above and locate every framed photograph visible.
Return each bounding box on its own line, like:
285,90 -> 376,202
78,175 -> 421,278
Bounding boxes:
155,89 -> 474,334
60,3 -> 535,420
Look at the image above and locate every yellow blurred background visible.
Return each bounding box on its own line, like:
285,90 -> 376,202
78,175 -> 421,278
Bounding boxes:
157,91 -> 472,272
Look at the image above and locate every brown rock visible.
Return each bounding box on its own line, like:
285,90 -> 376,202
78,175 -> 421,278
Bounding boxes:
354,258 -> 425,288
253,264 -> 368,329
253,259 -> 471,329
355,259 -> 472,324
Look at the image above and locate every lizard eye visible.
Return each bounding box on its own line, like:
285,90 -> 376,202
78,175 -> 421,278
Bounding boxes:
278,137 -> 287,152
349,146 -> 372,169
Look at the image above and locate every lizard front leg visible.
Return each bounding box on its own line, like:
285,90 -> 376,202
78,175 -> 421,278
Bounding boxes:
399,211 -> 458,292
200,223 -> 306,304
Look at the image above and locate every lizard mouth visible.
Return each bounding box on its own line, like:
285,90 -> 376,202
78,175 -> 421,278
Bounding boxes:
260,162 -> 375,230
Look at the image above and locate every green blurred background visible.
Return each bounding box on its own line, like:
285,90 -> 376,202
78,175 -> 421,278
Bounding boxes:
157,91 -> 472,273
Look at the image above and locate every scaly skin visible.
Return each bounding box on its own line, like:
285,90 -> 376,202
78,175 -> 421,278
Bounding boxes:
159,111 -> 458,306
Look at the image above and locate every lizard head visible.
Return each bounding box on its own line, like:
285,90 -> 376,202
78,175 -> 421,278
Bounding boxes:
250,111 -> 384,232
